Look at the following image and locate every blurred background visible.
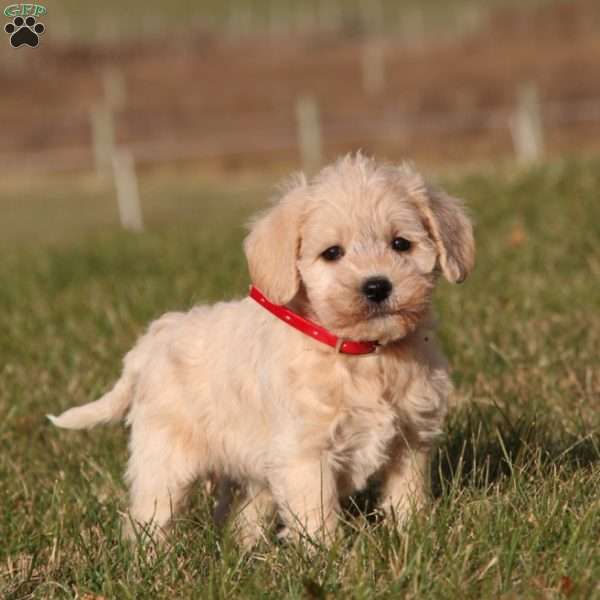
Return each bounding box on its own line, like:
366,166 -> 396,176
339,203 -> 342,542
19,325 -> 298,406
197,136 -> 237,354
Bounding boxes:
3,0 -> 600,201
0,0 -> 597,249
0,0 -> 599,246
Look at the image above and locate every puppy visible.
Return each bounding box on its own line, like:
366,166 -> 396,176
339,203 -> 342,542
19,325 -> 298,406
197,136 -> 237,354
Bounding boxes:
49,154 -> 474,546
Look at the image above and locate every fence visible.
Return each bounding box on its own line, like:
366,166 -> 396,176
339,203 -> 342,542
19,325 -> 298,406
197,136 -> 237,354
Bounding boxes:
5,88 -> 600,174
3,77 -> 600,230
0,84 -> 600,231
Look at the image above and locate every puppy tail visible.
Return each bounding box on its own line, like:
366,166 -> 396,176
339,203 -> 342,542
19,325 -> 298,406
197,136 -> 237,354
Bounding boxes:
47,376 -> 133,430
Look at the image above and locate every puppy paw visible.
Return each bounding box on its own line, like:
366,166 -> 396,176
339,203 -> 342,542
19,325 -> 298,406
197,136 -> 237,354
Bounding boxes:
122,515 -> 168,546
380,495 -> 427,530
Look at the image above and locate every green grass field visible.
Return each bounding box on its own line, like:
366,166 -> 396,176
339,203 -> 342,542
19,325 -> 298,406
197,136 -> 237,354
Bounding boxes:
1,159 -> 599,599
51,0 -> 550,41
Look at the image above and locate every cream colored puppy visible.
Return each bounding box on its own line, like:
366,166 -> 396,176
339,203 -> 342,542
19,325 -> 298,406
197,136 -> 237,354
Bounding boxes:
49,154 -> 474,546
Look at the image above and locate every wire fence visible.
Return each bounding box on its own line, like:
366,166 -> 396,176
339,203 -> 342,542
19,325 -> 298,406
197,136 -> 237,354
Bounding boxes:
3,94 -> 599,174
4,80 -> 599,233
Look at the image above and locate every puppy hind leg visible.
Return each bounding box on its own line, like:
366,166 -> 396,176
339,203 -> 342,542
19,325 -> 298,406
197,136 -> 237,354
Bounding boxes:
124,425 -> 204,541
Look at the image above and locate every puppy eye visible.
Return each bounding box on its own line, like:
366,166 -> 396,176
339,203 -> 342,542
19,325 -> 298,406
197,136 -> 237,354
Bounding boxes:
392,237 -> 412,252
321,245 -> 344,261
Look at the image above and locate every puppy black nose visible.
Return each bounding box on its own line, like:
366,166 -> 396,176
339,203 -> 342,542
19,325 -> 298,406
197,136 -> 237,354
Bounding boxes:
362,277 -> 392,303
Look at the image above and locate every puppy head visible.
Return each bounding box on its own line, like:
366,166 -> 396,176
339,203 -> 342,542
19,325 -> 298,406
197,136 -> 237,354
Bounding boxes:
244,154 -> 474,343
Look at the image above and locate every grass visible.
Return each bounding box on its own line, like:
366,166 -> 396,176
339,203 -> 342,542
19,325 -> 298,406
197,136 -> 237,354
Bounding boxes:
1,158 -> 599,599
51,0 -> 552,41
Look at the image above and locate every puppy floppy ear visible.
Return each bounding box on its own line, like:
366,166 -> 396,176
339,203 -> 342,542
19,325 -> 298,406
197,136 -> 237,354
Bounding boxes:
407,173 -> 475,283
244,176 -> 308,304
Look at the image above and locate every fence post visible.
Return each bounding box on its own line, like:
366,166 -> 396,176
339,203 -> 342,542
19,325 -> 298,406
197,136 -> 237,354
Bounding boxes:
295,94 -> 322,175
91,67 -> 126,178
91,104 -> 115,177
112,148 -> 144,232
103,66 -> 126,109
361,41 -> 386,96
510,82 -> 544,164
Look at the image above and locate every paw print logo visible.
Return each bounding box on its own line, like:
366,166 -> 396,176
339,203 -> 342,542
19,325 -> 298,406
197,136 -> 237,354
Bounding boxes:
4,15 -> 45,48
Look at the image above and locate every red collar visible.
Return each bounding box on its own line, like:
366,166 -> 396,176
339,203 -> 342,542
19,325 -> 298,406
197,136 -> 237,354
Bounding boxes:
249,286 -> 379,355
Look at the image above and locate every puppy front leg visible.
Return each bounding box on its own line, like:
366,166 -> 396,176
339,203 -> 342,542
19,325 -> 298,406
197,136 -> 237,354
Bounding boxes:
379,446 -> 430,526
233,482 -> 276,549
271,456 -> 339,545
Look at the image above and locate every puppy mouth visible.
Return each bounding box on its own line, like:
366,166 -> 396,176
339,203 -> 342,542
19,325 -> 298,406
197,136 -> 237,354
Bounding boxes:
364,300 -> 430,327
365,307 -> 397,320
317,280 -> 434,335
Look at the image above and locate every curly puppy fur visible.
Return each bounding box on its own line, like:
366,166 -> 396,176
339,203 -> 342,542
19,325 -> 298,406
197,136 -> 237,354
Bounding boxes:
49,154 -> 474,546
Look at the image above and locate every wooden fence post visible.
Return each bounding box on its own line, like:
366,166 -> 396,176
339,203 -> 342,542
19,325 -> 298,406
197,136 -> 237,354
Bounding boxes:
510,82 -> 544,164
91,104 -> 115,178
91,67 -> 126,177
295,94 -> 322,175
103,66 -> 126,109
112,148 -> 144,232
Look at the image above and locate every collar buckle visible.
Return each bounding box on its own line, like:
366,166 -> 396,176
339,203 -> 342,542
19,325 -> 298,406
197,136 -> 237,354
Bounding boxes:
335,337 -> 380,355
